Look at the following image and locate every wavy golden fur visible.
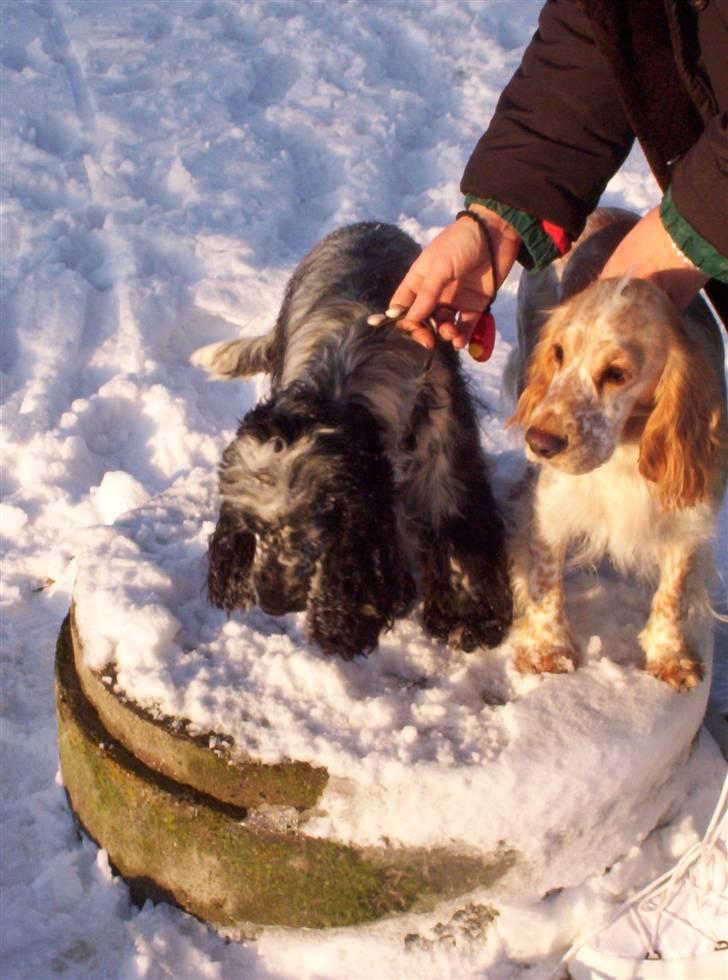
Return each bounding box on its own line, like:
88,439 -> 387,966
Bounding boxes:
514,277 -> 726,509
638,328 -> 726,508
508,208 -> 727,691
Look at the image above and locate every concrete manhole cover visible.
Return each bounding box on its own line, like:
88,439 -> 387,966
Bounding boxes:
56,469 -> 717,932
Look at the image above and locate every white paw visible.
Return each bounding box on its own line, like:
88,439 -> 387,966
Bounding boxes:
640,625 -> 704,692
512,617 -> 578,675
645,648 -> 704,691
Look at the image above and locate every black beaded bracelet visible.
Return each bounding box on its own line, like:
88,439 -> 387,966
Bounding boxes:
455,208 -> 493,243
455,208 -> 497,296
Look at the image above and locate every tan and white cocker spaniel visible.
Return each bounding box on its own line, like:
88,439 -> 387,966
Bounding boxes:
509,209 -> 727,691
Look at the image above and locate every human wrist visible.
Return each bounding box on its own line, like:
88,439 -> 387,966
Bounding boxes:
457,203 -> 521,292
463,194 -> 571,270
463,201 -> 521,244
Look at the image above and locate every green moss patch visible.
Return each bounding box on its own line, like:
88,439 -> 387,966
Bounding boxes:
68,610 -> 328,810
56,614 -> 516,929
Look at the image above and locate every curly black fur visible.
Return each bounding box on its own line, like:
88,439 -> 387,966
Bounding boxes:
207,503 -> 256,612
303,404 -> 415,658
194,222 -> 512,658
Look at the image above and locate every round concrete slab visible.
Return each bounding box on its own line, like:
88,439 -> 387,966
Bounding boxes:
67,608 -> 328,810
56,615 -> 514,930
60,472 -> 719,928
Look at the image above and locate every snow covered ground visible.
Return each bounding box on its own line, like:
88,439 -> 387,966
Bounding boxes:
1,2 -> 726,978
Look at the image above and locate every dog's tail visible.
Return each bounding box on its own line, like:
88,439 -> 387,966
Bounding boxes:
190,334 -> 275,380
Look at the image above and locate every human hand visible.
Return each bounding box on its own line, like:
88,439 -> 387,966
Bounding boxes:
598,205 -> 708,310
389,205 -> 521,350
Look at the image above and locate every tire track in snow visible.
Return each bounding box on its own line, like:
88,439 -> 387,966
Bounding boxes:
31,1 -> 145,408
32,0 -> 96,138
13,3 -> 225,499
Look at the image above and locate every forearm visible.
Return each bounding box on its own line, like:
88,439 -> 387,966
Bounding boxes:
461,0 -> 634,239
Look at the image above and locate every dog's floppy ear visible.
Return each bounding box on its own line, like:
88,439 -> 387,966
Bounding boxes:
510,317 -> 562,430
639,334 -> 725,509
207,503 -> 256,611
306,510 -> 414,659
305,409 -> 414,658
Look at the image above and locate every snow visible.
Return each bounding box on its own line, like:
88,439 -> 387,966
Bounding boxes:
1,2 -> 726,979
70,474 -> 719,903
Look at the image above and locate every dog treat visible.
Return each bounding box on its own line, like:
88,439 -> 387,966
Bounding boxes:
366,313 -> 388,328
368,304 -> 496,364
367,307 -> 439,335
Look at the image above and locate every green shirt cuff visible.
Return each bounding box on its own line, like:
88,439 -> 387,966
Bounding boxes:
463,194 -> 561,270
660,188 -> 728,283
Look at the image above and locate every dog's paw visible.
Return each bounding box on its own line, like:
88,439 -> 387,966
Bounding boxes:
640,623 -> 704,692
308,605 -> 383,660
645,650 -> 704,692
514,644 -> 577,675
446,620 -> 506,653
423,602 -> 509,652
422,572 -> 512,651
510,614 -> 577,675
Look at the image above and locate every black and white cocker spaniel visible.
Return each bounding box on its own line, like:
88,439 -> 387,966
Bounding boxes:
192,222 -> 512,659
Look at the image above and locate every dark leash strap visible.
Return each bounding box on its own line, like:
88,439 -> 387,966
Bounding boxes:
454,209 -> 498,363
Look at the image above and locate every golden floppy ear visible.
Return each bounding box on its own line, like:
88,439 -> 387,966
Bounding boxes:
509,325 -> 560,430
639,336 -> 725,509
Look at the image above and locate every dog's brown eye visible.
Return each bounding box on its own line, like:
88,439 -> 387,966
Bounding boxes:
601,365 -> 628,386
553,344 -> 564,366
271,436 -> 285,453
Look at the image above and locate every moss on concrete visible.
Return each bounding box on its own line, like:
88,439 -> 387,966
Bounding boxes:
68,611 -> 328,810
56,615 -> 516,929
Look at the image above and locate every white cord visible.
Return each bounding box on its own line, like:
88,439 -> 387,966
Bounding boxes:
555,775 -> 728,975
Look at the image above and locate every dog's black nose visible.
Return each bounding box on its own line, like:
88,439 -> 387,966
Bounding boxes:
526,427 -> 568,459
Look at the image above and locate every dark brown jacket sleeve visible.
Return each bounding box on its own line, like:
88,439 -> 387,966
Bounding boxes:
461,0 -> 634,239
667,0 -> 728,258
671,113 -> 728,259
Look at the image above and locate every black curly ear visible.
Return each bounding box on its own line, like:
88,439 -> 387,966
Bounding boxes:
305,407 -> 415,658
306,516 -> 414,659
306,564 -> 385,660
207,504 -> 256,612
420,437 -> 513,651
420,515 -> 512,651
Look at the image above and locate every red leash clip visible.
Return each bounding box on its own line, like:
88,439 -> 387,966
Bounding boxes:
468,306 -> 496,362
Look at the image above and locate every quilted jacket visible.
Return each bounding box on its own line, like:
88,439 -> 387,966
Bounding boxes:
461,0 -> 728,326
